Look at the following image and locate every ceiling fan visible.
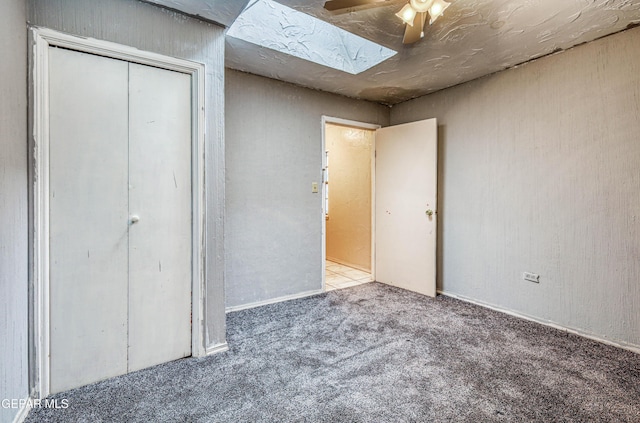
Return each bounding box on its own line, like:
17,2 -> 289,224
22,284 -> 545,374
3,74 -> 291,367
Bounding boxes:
324,0 -> 451,44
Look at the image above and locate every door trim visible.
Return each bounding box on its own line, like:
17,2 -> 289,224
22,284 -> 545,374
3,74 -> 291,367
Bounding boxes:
30,27 -> 207,398
320,116 -> 380,292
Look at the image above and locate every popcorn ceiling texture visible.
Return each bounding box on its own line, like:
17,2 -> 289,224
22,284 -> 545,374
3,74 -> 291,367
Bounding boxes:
226,0 -> 640,104
26,283 -> 640,422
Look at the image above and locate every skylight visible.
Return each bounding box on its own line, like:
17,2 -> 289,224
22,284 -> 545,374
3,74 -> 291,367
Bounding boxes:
227,0 -> 397,75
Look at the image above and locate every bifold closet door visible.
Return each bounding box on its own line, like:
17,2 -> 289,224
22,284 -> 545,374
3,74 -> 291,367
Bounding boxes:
49,47 -> 130,394
49,48 -> 192,393
127,63 -> 192,372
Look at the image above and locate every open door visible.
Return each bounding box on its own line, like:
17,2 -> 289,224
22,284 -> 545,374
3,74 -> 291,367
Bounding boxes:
375,119 -> 437,297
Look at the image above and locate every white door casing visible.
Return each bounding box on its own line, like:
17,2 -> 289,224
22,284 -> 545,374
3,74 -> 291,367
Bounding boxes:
32,28 -> 206,398
321,117 -> 380,291
375,119 -> 438,297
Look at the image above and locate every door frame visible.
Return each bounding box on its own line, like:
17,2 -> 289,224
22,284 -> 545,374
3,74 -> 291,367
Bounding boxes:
321,116 -> 380,291
30,27 -> 207,399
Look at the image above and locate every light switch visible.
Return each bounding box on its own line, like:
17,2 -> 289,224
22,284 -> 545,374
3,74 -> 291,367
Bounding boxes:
312,182 -> 319,193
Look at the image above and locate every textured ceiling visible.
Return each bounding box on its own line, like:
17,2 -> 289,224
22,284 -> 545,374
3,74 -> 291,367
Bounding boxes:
224,0 -> 640,105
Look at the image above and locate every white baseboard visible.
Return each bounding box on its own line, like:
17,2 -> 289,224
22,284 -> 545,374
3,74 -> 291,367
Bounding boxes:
438,290 -> 640,355
326,256 -> 371,273
205,342 -> 229,356
225,289 -> 324,313
12,398 -> 31,423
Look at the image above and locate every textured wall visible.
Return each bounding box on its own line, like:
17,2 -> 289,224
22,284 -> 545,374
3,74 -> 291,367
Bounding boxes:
390,27 -> 640,349
0,1 -> 28,422
326,124 -> 373,271
225,70 -> 389,308
27,0 -> 227,350
142,0 -> 249,27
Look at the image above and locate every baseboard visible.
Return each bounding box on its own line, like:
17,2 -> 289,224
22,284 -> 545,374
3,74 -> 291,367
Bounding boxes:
438,290 -> 640,355
11,397 -> 31,423
225,289 -> 324,313
205,342 -> 229,356
326,256 -> 371,273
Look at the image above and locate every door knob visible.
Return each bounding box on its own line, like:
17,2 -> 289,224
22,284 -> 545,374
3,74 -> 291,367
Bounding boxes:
425,209 -> 434,217
130,215 -> 140,224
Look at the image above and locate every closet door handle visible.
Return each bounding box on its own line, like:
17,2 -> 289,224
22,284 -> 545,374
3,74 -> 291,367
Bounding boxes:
129,215 -> 140,225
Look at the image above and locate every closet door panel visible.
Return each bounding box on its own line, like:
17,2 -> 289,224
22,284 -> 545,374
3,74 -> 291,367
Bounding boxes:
48,47 -> 130,393
127,63 -> 192,371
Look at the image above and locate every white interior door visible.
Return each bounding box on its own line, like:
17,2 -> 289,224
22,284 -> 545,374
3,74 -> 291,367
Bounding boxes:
375,119 -> 438,297
49,47 -> 130,393
48,48 -> 192,393
128,63 -> 192,372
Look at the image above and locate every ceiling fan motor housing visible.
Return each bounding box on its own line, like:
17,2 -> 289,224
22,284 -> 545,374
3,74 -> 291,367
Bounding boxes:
410,0 -> 433,13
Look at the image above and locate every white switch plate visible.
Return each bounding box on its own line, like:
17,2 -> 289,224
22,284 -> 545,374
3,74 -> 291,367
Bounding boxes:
311,182 -> 319,193
523,272 -> 540,283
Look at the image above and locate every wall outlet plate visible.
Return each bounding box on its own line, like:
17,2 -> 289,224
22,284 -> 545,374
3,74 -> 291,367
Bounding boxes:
523,272 -> 540,283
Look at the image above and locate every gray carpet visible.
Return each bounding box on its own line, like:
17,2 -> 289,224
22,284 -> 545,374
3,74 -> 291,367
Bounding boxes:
27,282 -> 640,422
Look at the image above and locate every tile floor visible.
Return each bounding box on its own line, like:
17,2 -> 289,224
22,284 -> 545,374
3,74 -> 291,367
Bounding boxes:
325,260 -> 372,291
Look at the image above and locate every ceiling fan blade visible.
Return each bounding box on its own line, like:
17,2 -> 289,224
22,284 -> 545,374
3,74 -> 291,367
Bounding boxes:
324,0 -> 404,14
403,11 -> 427,44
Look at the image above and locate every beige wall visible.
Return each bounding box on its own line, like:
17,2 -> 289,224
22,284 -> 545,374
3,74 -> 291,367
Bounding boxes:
325,124 -> 373,271
390,26 -> 640,350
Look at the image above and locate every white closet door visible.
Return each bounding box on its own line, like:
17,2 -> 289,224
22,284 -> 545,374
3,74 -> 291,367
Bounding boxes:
127,63 -> 192,371
49,47 -> 130,393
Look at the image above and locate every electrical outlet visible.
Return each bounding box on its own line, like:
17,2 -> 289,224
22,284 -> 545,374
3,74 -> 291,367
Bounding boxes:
523,272 -> 540,283
311,182 -> 319,193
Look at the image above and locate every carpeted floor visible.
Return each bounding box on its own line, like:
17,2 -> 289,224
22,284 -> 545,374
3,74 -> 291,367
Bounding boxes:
27,282 -> 640,422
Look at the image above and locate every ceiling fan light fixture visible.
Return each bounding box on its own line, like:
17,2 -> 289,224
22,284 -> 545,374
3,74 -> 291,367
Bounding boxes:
396,4 -> 417,26
410,0 -> 434,13
428,0 -> 450,24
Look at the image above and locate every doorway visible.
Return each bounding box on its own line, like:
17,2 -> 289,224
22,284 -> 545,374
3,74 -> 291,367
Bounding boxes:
31,28 -> 207,398
322,118 -> 378,291
321,116 -> 439,297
